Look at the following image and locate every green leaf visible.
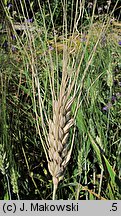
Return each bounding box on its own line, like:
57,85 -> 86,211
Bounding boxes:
73,105 -> 86,133
103,155 -> 115,183
88,132 -> 103,169
89,193 -> 95,200
102,152 -> 121,199
4,191 -> 9,200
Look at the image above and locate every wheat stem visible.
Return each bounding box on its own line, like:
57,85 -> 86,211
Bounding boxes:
52,177 -> 59,200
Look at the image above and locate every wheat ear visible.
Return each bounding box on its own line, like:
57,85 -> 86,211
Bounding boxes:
48,92 -> 74,199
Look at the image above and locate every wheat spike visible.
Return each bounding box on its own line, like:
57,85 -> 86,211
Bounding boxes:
48,93 -> 74,198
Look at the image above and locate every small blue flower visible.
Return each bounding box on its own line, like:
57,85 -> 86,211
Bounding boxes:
113,79 -> 118,85
102,102 -> 112,111
8,3 -> 12,9
81,37 -> 87,42
111,95 -> 116,102
118,41 -> 121,46
26,18 -> 33,23
11,45 -> 16,52
103,106 -> 108,111
119,82 -> 121,86
49,46 -> 54,51
12,35 -> 16,40
2,40 -> 8,48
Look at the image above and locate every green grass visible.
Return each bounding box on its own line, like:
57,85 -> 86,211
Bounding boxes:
0,0 -> 121,199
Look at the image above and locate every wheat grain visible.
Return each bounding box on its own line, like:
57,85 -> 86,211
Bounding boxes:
48,93 -> 74,199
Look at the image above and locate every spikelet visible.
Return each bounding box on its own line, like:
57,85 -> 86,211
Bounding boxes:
48,94 -> 74,187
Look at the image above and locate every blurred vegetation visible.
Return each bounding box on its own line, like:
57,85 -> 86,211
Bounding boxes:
0,0 -> 121,199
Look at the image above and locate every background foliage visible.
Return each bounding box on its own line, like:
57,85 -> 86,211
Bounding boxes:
0,0 -> 121,199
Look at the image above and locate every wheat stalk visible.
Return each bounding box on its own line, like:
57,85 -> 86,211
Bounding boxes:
36,0 -> 100,199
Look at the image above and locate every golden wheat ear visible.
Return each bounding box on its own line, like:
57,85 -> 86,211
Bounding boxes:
48,93 -> 74,199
